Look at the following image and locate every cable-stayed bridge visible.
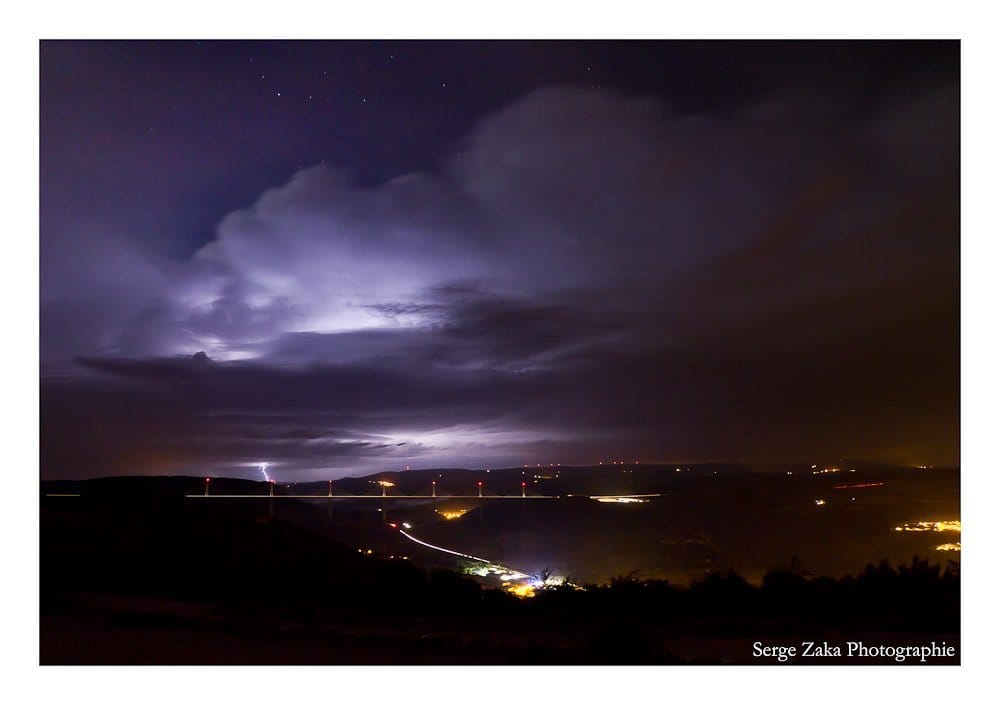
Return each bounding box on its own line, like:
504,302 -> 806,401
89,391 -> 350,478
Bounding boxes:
186,477 -> 559,499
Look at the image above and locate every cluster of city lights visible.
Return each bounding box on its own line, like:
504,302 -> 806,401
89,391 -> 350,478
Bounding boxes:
503,574 -> 566,598
892,520 -> 961,533
935,543 -> 961,552
462,561 -> 561,598
465,564 -> 527,580
437,509 -> 469,520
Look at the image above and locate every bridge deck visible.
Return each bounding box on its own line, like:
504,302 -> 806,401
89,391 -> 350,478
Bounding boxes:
185,494 -> 553,499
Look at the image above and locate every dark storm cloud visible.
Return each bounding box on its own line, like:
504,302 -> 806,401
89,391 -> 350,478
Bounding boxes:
40,71 -> 958,479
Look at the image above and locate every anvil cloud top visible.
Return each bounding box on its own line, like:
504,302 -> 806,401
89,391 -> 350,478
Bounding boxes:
40,41 -> 959,479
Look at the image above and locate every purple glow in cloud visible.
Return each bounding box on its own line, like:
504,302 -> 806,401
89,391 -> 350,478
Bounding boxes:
42,75 -> 958,479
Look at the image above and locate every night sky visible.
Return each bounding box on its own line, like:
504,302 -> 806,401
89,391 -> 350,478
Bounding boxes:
40,40 -> 959,480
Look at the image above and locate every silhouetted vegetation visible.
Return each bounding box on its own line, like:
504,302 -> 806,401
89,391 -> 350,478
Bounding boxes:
531,559 -> 958,633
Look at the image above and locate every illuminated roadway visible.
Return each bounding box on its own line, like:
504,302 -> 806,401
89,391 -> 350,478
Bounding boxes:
397,529 -> 495,564
397,528 -> 535,581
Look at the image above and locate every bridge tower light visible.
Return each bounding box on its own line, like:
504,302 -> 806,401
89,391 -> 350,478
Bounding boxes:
478,480 -> 483,498
521,481 -> 526,498
204,477 -> 210,496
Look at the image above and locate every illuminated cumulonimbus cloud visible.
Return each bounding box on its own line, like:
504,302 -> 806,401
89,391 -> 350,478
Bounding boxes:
117,87 -> 861,360
44,84 -> 958,478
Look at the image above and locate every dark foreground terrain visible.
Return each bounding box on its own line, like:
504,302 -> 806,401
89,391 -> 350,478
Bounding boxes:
41,475 -> 959,664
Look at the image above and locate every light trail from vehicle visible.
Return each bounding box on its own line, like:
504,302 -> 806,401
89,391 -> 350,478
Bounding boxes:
397,529 -> 494,564
397,528 -> 543,584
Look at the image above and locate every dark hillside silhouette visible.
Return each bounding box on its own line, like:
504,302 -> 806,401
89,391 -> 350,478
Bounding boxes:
41,490 -> 958,664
